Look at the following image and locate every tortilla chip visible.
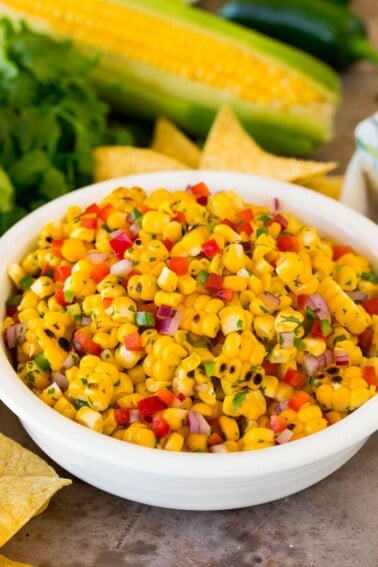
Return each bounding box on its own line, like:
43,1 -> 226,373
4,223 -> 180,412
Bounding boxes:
297,174 -> 344,200
199,106 -> 336,182
151,117 -> 201,169
93,146 -> 189,182
0,434 -> 57,478
0,476 -> 72,547
0,555 -> 34,567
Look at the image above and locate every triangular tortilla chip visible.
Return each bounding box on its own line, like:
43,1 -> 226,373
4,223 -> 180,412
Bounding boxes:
0,434 -> 57,478
0,555 -> 34,567
0,476 -> 72,547
297,174 -> 344,200
200,106 -> 336,182
94,146 -> 188,182
151,117 -> 201,169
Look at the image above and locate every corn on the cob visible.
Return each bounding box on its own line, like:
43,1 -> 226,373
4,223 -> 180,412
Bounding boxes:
0,0 -> 340,155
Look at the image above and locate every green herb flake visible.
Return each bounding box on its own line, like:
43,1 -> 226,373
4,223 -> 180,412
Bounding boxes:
19,274 -> 34,290
135,311 -> 155,327
232,389 -> 249,411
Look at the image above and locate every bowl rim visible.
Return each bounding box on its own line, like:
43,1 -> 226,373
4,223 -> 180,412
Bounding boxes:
1,169 -> 377,478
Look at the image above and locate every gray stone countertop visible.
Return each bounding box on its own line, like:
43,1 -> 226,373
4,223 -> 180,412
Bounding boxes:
1,1 -> 378,566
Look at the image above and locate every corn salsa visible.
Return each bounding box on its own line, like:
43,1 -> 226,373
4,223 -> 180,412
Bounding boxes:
3,182 -> 378,452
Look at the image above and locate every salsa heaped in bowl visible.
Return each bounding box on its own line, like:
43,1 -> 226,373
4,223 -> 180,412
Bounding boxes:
2,175 -> 378,455
0,171 -> 378,510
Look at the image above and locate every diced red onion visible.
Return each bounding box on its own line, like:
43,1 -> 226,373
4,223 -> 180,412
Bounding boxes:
110,258 -> 133,276
52,371 -> 68,390
261,292 -> 280,311
210,443 -> 228,453
129,409 -> 140,423
87,251 -> 109,264
156,310 -> 183,336
5,323 -> 26,348
276,428 -> 294,444
274,400 -> 289,414
279,331 -> 294,348
63,352 -> 78,369
303,349 -> 333,375
128,222 -> 139,237
109,229 -> 122,238
334,350 -> 350,366
81,316 -> 92,326
188,410 -> 211,435
302,293 -> 330,320
157,304 -> 174,319
273,197 -> 280,211
346,291 -> 368,302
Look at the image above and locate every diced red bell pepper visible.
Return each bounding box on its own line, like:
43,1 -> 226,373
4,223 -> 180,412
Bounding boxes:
172,211 -> 187,224
91,262 -> 110,283
109,230 -> 133,259
168,256 -> 189,275
114,408 -> 130,425
98,203 -> 116,222
288,391 -> 312,411
277,234 -> 299,252
262,360 -> 279,375
124,332 -> 142,351
102,297 -> 113,309
269,415 -> 287,433
269,213 -> 288,231
156,388 -> 176,407
189,181 -> 211,198
51,239 -> 64,257
220,218 -> 236,229
152,415 -> 170,438
163,238 -> 174,252
236,221 -> 253,236
137,395 -> 166,418
206,273 -> 224,291
84,203 -> 101,216
235,208 -> 254,222
283,368 -> 307,388
310,318 -> 325,338
362,296 -> 378,315
207,432 -> 224,446
72,330 -> 102,356
53,265 -> 72,282
332,245 -> 354,260
80,216 -> 98,229
358,329 -> 373,354
363,365 -> 377,387
215,287 -> 234,302
54,289 -> 69,307
201,239 -> 221,259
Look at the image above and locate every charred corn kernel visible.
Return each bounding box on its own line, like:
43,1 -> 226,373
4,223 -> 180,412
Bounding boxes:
186,433 -> 208,452
76,406 -> 103,432
29,276 -> 55,298
318,276 -> 370,334
241,427 -> 275,450
315,383 -> 333,410
61,238 -> 87,262
164,432 -> 184,452
275,382 -> 295,402
117,392 -> 143,409
124,424 -> 156,448
162,408 -> 188,430
223,389 -> 266,420
127,274 -> 157,301
112,372 -> 134,400
253,314 -> 276,341
40,382 -> 63,406
53,397 -> 77,420
224,440 -> 240,452
102,409 -> 118,435
115,344 -> 143,369
335,265 -> 358,291
154,291 -> 182,307
219,415 -> 239,441
157,266 -> 178,292
178,275 -> 197,295
349,387 -> 371,410
219,305 -> 247,335
302,337 -> 327,357
223,243 -> 246,273
297,404 -> 322,422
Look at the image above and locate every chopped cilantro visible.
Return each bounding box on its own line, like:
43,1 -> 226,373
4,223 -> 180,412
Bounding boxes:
232,389 -> 249,410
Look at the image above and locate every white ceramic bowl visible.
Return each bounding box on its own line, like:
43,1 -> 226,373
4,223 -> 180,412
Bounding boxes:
1,170 -> 377,511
